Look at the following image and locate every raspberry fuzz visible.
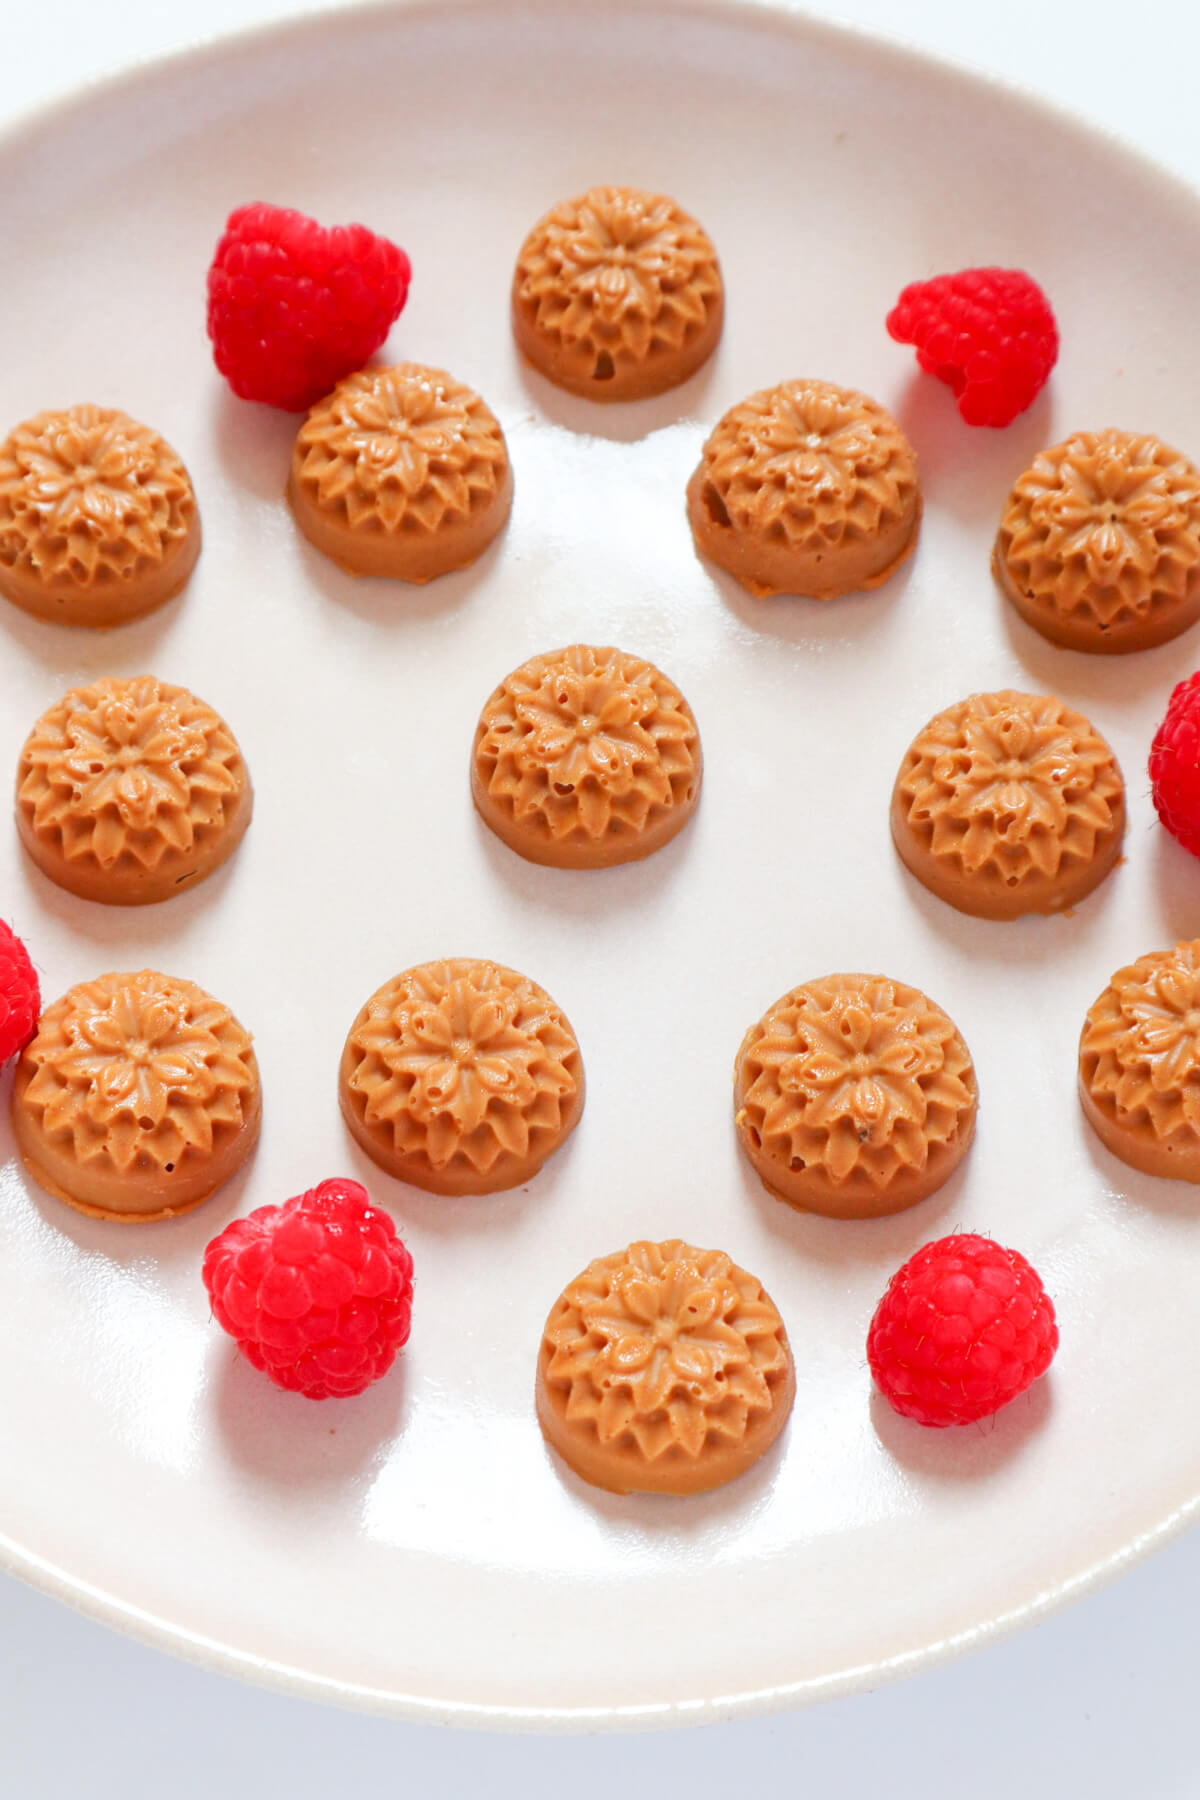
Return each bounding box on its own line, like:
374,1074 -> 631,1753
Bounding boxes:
0,922 -> 39,1064
203,1177 -> 414,1398
206,202 -> 411,411
868,1232 -> 1057,1427
1150,671 -> 1200,858
886,267 -> 1057,427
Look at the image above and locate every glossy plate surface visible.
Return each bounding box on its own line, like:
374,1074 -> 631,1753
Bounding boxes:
1,0 -> 1198,1728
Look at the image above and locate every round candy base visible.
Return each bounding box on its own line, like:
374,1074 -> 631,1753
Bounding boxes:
470,766 -> 699,868
1079,1079 -> 1200,1183
512,294 -> 723,402
687,467 -> 920,599
535,1354 -> 795,1495
992,542 -> 1200,654
738,1130 -> 972,1219
889,791 -> 1124,919
337,1059 -> 586,1196
0,521 -> 200,627
17,785 -> 252,906
11,1088 -> 261,1221
287,465 -> 512,583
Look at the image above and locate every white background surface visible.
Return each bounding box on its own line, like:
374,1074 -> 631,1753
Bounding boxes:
3,1 -> 1200,1794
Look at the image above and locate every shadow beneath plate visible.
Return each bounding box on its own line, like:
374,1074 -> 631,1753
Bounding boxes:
210,1339 -> 408,1486
512,348 -> 720,444
869,1376 -> 1054,1479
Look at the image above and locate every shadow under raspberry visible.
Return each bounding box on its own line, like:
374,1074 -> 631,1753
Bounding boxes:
869,1375 -> 1054,1479
208,1334 -> 410,1487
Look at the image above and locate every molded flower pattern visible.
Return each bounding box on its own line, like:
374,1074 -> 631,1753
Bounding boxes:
698,380 -> 918,547
0,406 -> 195,584
293,366 -> 508,532
1000,430 -> 1200,627
515,187 -> 721,360
1081,940 -> 1200,1139
737,975 -> 976,1188
344,960 -> 581,1172
541,1240 -> 790,1461
473,645 -> 700,842
18,677 -> 243,870
895,691 -> 1123,882
20,972 -> 256,1173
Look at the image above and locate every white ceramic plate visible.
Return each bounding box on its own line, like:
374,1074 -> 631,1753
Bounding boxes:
3,0 -> 1200,1731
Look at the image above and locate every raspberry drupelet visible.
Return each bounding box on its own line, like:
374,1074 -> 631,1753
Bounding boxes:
0,922 -> 38,1064
868,1233 -> 1058,1427
206,202 -> 411,411
203,1177 -> 414,1398
886,267 -> 1057,427
1150,672 -> 1200,858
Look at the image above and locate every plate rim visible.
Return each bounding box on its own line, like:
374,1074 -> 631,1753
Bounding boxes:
3,0 -> 1200,1732
7,1490 -> 1199,1730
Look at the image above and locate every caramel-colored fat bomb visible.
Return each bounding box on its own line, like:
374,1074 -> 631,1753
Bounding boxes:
16,675 -> 252,906
994,428 -> 1200,653
339,958 -> 584,1195
288,365 -> 512,582
536,1239 -> 795,1495
512,185 -> 724,401
1079,938 -> 1200,1181
0,405 -> 200,626
687,378 -> 920,599
12,970 -> 261,1221
734,973 -> 977,1218
471,643 -> 702,868
890,689 -> 1125,920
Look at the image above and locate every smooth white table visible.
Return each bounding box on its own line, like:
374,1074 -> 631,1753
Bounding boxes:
2,4 -> 1197,1793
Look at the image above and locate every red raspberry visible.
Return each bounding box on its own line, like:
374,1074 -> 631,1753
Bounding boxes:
0,922 -> 39,1063
886,267 -> 1058,427
206,202 -> 411,411
203,1178 -> 414,1399
1150,671 -> 1200,857
868,1233 -> 1057,1427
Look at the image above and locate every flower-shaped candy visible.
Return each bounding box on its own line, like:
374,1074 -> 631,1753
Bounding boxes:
12,970 -> 260,1220
891,690 -> 1125,918
289,365 -> 511,582
0,405 -> 200,624
472,644 -> 702,868
995,428 -> 1200,651
512,185 -> 723,399
536,1239 -> 795,1494
1081,939 -> 1200,1179
339,959 -> 584,1195
687,378 -> 921,599
735,974 -> 977,1218
16,676 -> 251,905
